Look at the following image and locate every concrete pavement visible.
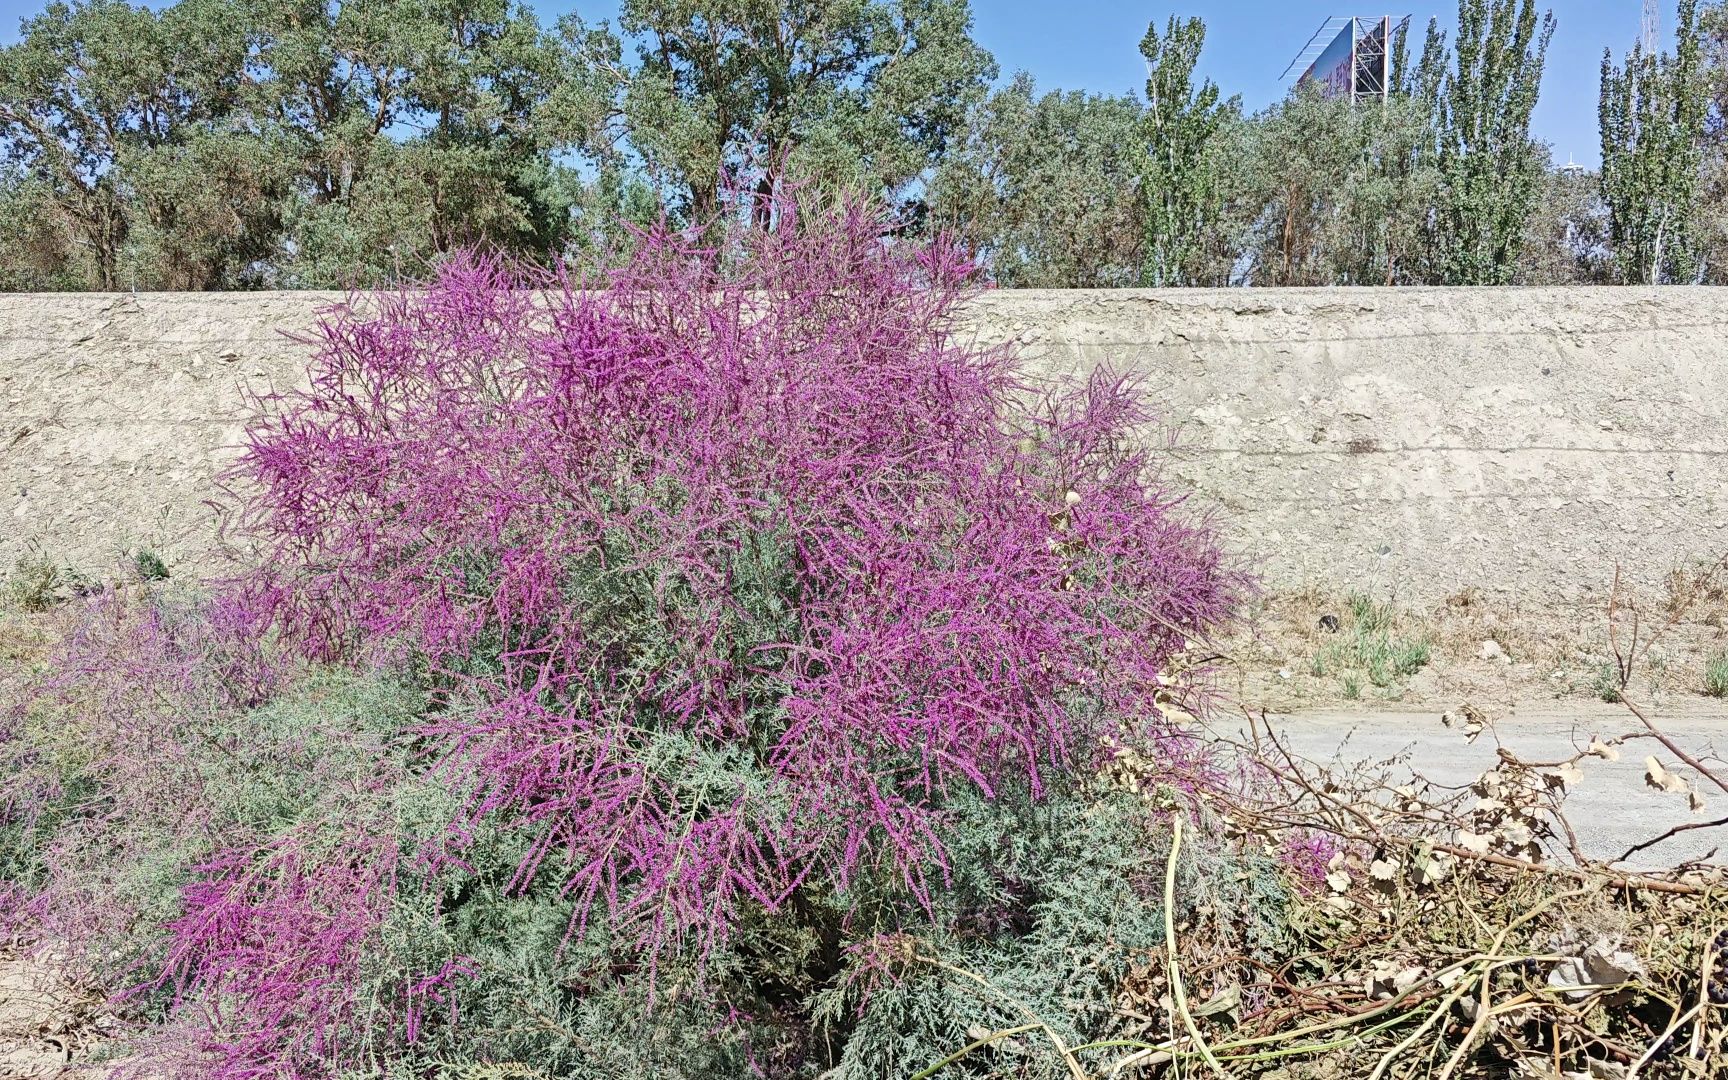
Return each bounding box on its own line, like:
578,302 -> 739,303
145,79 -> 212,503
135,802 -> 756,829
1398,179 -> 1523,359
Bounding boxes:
1230,704 -> 1728,870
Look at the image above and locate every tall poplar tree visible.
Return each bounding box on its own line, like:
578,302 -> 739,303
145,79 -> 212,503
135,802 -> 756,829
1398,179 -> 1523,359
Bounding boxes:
1138,15 -> 1235,286
1423,0 -> 1555,284
1600,0 -> 1709,283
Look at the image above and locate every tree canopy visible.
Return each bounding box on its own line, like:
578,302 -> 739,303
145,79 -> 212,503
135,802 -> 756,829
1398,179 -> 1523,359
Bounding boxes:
4,0 -> 1728,289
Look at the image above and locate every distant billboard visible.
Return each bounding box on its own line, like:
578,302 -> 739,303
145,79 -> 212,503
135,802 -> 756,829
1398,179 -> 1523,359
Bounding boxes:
1301,22 -> 1358,99
1293,17 -> 1400,103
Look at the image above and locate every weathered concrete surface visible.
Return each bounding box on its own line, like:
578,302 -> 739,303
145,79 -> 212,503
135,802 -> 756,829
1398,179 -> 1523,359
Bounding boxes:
2,292 -> 340,571
3,287 -> 1726,604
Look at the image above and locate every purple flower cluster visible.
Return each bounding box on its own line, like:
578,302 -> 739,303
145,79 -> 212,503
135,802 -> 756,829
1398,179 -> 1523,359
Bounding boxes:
153,827 -> 401,1076
1278,829 -> 1344,893
1,590 -> 287,953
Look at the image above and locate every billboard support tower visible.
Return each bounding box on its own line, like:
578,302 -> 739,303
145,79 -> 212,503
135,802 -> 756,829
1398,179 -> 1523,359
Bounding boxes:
1642,0 -> 1660,54
1283,16 -> 1412,104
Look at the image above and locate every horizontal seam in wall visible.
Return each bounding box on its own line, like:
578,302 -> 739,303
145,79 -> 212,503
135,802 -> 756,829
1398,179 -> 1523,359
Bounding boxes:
4,419 -> 243,427
1173,445 -> 1728,457
7,318 -> 1728,349
1004,319 -> 1728,347
1,337 -> 304,346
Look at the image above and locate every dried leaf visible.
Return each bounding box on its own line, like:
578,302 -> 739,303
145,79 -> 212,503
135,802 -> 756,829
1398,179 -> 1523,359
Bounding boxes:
1587,739 -> 1621,762
1414,851 -> 1452,886
1547,938 -> 1646,1000
1497,821 -> 1534,849
1645,756 -> 1691,795
1453,829 -> 1491,855
1442,705 -> 1487,742
1364,961 -> 1426,1000
1190,984 -> 1240,1018
1157,703 -> 1197,726
1546,762 -> 1584,790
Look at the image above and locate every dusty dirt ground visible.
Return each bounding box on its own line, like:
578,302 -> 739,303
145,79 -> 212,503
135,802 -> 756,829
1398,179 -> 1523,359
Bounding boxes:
1213,570 -> 1728,715
0,952 -> 114,1079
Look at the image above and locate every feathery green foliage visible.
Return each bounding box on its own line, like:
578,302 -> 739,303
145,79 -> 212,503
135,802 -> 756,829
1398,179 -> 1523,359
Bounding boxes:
1138,16 -> 1237,286
1419,0 -> 1557,284
1601,0 -> 1710,284
3,590 -> 1283,1079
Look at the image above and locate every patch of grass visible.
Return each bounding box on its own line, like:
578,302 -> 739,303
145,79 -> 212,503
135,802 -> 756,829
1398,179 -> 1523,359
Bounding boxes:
0,614 -> 52,668
1313,593 -> 1432,694
1705,652 -> 1728,699
3,549 -> 66,613
1592,661 -> 1623,704
132,549 -> 170,582
1348,593 -> 1394,636
1665,563 -> 1728,623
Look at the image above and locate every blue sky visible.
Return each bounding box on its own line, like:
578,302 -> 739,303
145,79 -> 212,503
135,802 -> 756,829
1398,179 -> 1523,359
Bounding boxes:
0,1 -> 1670,167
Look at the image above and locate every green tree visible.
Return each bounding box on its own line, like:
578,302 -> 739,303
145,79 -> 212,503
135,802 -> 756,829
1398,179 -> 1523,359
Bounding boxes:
1704,0 -> 1728,133
1515,155 -> 1610,284
0,172 -> 88,289
1138,15 -> 1235,285
242,0 -> 582,286
1600,0 -> 1709,284
927,74 -> 1147,287
563,0 -> 996,227
0,0 -> 600,290
120,130 -> 294,289
1242,84 -> 1438,286
1418,0 -> 1556,284
0,0 -> 257,289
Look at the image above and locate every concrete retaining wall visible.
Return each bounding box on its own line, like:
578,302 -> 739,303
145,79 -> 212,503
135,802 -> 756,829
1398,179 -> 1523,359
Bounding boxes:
3,288 -> 1726,607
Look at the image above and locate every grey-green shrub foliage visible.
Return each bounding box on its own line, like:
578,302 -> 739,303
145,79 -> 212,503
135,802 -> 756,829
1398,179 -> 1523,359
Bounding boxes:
6,606 -> 1293,1078
334,778 -> 1293,1080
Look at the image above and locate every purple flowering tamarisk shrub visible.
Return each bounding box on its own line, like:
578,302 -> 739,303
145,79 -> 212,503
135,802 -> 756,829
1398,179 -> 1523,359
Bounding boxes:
20,199 -> 1246,1077
0,590 -> 288,953
225,200 -> 1239,961
0,589 -> 445,1078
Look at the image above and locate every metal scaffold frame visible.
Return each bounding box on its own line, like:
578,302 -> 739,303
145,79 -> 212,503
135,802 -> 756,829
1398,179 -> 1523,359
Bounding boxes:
1283,15 -> 1412,104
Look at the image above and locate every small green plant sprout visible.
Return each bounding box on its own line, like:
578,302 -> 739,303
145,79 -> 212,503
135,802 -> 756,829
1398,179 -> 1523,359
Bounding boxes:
132,549 -> 170,582
1705,652 -> 1728,698
1593,661 -> 1624,703
1315,593 -> 1432,694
